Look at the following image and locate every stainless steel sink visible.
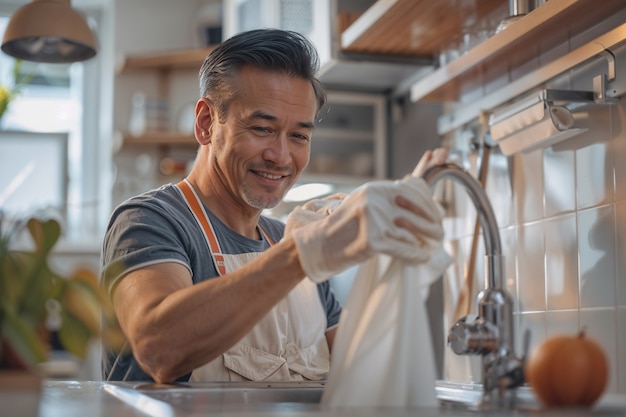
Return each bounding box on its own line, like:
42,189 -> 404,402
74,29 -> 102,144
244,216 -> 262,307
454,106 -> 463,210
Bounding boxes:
105,380 -> 626,415
104,381 -> 325,415
435,380 -> 540,411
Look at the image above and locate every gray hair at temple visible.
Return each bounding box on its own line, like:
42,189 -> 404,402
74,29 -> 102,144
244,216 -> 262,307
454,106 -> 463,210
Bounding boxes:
198,28 -> 327,123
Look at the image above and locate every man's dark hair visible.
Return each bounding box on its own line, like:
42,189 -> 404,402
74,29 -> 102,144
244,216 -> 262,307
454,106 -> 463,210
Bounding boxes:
199,28 -> 327,122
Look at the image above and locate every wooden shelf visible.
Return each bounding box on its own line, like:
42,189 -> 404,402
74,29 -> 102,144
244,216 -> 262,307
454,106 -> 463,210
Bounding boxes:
341,0 -> 508,57
119,47 -> 216,72
407,0 -> 626,102
122,132 -> 197,146
118,49 -> 215,146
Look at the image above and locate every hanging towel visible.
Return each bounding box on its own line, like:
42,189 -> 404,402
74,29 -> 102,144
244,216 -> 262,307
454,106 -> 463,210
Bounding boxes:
322,241 -> 452,407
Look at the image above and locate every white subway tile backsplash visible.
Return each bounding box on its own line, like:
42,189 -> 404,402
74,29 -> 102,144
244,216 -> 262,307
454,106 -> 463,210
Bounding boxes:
517,221 -> 546,312
618,308 -> 626,394
486,150 -> 514,228
545,310 -> 579,336
517,312 -> 547,360
616,201 -> 626,307
575,117 -> 613,210
545,214 -> 579,310
613,102 -> 626,203
512,149 -> 544,223
580,309 -> 618,394
543,147 -> 576,217
578,206 -> 616,308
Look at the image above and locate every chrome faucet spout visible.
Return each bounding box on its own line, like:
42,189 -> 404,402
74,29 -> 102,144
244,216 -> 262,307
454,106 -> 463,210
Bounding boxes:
422,162 -> 524,407
422,163 -> 502,289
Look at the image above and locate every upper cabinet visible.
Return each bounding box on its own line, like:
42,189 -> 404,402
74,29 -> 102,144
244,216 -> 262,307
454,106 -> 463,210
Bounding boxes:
341,0 -> 626,102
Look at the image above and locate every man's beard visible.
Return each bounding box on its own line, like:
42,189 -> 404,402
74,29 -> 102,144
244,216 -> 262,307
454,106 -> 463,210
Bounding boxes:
241,181 -> 284,209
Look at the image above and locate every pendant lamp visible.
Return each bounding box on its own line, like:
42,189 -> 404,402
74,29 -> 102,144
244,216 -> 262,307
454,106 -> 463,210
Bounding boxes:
1,0 -> 97,63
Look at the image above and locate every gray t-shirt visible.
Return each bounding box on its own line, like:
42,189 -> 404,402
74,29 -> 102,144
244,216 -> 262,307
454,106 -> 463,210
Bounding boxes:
100,183 -> 342,382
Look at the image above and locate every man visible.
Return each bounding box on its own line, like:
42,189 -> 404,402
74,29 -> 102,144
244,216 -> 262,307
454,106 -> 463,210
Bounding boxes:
101,29 -> 447,384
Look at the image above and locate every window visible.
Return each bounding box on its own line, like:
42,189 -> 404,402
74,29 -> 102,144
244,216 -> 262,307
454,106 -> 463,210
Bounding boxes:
0,9 -> 112,245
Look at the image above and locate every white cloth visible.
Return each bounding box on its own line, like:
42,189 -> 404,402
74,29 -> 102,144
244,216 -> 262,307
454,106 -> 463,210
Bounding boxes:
321,236 -> 452,407
286,169 -> 453,404
291,177 -> 445,283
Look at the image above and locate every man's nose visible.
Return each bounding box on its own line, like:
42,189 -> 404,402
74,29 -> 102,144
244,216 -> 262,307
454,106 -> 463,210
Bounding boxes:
262,134 -> 292,165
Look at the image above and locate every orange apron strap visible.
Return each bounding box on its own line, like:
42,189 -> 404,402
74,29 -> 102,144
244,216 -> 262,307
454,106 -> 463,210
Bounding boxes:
258,225 -> 275,245
176,179 -> 274,277
176,179 -> 227,276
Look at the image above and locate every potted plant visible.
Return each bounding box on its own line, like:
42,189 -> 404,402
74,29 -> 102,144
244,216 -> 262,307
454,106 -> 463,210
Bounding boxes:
0,213 -> 116,384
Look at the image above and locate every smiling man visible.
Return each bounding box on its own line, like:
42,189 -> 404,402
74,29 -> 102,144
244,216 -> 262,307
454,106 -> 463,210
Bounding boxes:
100,29 -> 447,384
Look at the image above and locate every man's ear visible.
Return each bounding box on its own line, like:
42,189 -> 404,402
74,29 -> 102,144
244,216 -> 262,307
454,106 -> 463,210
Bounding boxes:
194,98 -> 214,145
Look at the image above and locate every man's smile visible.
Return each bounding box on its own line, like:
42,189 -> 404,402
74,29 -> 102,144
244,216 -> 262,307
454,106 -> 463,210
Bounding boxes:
251,169 -> 289,181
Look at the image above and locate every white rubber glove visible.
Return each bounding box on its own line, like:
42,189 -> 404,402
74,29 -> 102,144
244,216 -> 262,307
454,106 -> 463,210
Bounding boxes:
291,176 -> 444,283
284,193 -> 346,236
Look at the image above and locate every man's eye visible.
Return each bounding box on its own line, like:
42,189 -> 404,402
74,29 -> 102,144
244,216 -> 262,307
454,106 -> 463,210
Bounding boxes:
292,133 -> 310,142
252,126 -> 272,134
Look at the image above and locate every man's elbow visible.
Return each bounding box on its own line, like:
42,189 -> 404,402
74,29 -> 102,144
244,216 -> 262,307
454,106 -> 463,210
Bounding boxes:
132,337 -> 185,384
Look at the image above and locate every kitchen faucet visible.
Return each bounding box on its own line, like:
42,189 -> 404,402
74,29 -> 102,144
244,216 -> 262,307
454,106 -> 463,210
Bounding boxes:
423,163 -> 525,408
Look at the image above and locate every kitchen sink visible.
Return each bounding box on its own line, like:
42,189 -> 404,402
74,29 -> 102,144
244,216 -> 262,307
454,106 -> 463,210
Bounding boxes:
104,380 -> 325,414
435,380 -> 540,411
105,380 -> 626,415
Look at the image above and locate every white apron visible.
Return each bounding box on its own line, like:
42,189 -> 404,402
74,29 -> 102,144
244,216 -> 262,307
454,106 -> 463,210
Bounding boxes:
176,179 -> 330,382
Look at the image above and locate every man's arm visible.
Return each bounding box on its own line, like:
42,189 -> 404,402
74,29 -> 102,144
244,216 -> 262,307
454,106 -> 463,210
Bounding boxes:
112,236 -> 305,384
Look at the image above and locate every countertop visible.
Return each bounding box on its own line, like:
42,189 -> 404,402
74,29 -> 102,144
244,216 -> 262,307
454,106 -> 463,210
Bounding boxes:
4,380 -> 626,417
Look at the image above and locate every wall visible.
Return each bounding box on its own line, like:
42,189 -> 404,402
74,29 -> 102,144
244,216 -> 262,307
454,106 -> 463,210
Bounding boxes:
436,41 -> 626,395
389,100 -> 443,177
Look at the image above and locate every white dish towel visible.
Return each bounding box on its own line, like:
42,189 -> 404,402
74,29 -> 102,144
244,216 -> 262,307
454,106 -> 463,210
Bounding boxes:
322,245 -> 452,407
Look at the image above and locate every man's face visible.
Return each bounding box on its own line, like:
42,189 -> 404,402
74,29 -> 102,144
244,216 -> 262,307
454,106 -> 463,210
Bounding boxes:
209,66 -> 317,210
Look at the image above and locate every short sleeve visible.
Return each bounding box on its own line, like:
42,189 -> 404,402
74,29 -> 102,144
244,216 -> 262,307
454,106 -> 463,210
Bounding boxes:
317,281 -> 342,329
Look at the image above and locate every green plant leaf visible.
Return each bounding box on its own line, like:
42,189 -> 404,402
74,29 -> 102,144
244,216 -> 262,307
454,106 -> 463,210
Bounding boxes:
16,253 -> 54,322
27,218 -> 60,256
0,250 -> 26,309
57,311 -> 91,359
0,216 -> 102,368
1,308 -> 47,370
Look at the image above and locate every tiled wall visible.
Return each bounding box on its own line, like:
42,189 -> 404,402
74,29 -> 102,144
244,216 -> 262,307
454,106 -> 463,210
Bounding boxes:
440,46 -> 626,395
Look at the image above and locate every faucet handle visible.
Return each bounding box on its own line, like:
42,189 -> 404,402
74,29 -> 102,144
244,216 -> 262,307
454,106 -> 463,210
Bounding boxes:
448,316 -> 498,355
492,330 -> 531,391
496,356 -> 525,390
